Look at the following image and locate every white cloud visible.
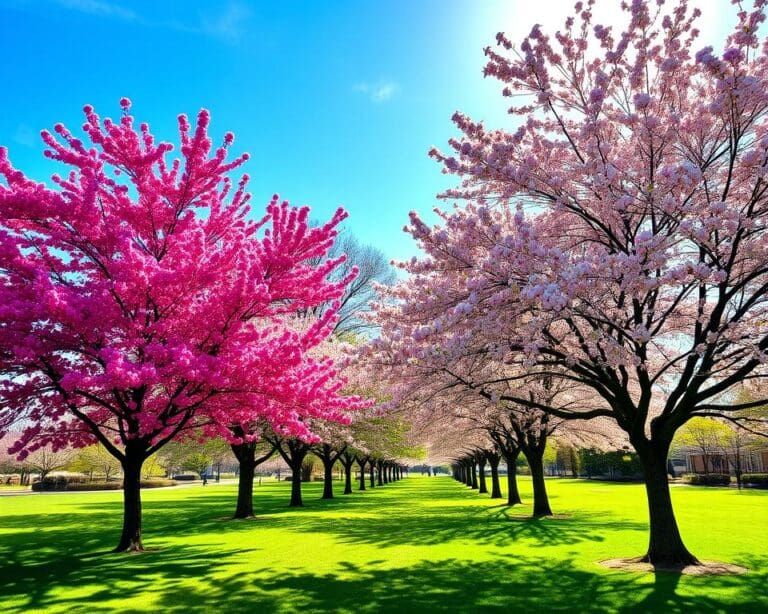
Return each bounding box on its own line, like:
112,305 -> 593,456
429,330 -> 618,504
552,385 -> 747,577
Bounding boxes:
199,2 -> 250,42
50,0 -> 251,43
55,0 -> 136,21
354,79 -> 399,103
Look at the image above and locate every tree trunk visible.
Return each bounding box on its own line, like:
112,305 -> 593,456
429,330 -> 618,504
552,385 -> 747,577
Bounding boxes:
290,468 -> 303,507
115,454 -> 144,552
357,458 -> 367,491
377,461 -> 384,486
488,455 -> 502,499
478,457 -> 488,494
503,451 -> 522,506
636,440 -> 699,567
526,450 -> 552,517
342,461 -> 353,495
322,459 -> 334,500
232,443 -> 256,518
470,462 -> 478,489
369,463 -> 376,488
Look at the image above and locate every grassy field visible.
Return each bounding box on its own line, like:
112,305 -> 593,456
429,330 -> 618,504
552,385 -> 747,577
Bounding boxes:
0,475 -> 766,613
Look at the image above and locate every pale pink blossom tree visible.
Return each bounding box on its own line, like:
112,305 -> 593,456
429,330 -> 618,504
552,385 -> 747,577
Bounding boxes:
408,0 -> 768,567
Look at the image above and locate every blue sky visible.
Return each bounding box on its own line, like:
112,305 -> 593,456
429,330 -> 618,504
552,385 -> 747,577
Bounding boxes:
0,0 -> 732,263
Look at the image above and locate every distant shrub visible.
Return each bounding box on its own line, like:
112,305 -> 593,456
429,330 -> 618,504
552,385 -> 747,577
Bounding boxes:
742,473 -> 768,487
31,474 -> 89,491
33,478 -> 177,491
682,473 -> 731,486
577,448 -> 643,479
140,479 -> 177,488
65,482 -> 121,491
172,474 -> 197,481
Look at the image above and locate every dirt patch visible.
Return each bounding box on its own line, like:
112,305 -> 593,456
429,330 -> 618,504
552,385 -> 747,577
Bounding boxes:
599,558 -> 749,575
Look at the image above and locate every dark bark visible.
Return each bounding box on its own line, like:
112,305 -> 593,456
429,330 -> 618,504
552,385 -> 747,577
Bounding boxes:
115,450 -> 144,552
635,439 -> 699,567
377,461 -> 384,486
342,461 -> 354,494
340,451 -> 356,495
470,462 -> 478,489
230,441 -> 275,519
487,452 -> 502,499
503,450 -> 522,506
357,457 -> 367,491
272,438 -> 311,507
369,462 -> 376,488
314,443 -> 344,500
321,459 -> 334,499
290,470 -> 304,507
525,449 -> 553,517
477,456 -> 488,494
232,445 -> 255,518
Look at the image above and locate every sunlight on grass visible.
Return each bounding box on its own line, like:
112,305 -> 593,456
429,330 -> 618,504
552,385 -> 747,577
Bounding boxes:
0,476 -> 766,613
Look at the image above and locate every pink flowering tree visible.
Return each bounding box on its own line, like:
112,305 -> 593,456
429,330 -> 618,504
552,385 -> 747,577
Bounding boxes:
0,101 -> 354,551
410,0 -> 768,567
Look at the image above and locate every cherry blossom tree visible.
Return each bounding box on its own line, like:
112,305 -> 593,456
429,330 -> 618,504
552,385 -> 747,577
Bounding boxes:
0,100 -> 357,551
412,0 -> 768,566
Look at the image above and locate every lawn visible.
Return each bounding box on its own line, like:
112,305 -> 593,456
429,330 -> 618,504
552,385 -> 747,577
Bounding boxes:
0,475 -> 766,613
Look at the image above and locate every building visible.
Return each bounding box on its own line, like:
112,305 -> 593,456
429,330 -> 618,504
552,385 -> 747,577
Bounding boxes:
684,447 -> 768,475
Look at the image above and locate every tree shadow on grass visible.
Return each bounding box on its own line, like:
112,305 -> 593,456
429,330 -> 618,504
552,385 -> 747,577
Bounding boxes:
281,494 -> 647,549
148,556 -> 768,614
0,479 -> 645,559
0,543 -> 263,613
1,479 -> 766,613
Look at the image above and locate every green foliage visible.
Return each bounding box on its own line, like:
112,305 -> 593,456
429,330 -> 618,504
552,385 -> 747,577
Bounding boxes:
141,454 -> 167,479
182,452 -> 213,478
578,448 -> 642,478
542,441 -> 558,466
673,418 -> 731,451
742,474 -> 768,486
682,474 -> 731,486
68,444 -> 122,481
352,414 -> 422,460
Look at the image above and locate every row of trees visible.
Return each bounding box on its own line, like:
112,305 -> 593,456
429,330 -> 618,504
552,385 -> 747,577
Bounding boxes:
365,0 -> 768,568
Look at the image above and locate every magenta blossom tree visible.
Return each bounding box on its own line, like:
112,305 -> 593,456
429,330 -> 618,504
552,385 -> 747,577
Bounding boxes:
402,0 -> 768,567
0,100 -> 356,551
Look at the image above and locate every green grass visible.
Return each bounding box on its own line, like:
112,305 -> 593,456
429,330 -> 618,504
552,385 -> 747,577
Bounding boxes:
0,476 -> 766,613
